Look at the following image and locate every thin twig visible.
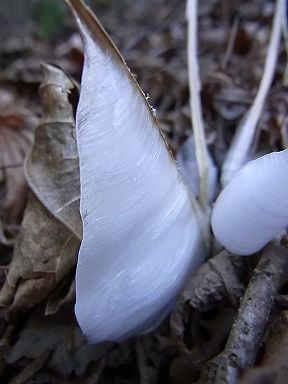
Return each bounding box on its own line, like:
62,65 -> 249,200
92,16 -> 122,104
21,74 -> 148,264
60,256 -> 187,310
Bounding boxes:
221,0 -> 284,186
186,0 -> 211,208
221,0 -> 231,33
221,18 -> 240,70
197,238 -> 288,384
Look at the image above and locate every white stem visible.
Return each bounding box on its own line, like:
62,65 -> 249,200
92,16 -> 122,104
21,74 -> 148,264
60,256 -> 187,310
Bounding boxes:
186,0 -> 210,208
221,0 -> 284,186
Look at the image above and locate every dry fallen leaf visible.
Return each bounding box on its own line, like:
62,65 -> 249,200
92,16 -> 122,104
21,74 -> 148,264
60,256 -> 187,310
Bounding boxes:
0,193 -> 79,314
0,1 -> 286,382
0,64 -> 81,315
45,278 -> 75,316
8,349 -> 51,384
25,64 -> 82,239
6,308 -> 110,376
0,90 -> 37,245
171,251 -> 245,363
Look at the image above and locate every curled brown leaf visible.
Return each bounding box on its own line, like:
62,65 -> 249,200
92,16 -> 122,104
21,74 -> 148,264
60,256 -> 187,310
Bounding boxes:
171,251 -> 245,363
0,90 -> 37,245
0,64 -> 81,316
25,64 -> 82,239
0,193 -> 79,314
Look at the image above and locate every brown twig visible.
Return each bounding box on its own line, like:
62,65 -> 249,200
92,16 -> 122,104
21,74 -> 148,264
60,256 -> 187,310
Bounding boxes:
197,238 -> 288,384
221,18 -> 239,70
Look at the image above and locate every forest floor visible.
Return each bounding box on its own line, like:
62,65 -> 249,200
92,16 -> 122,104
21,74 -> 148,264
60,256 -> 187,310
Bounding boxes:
0,0 -> 287,383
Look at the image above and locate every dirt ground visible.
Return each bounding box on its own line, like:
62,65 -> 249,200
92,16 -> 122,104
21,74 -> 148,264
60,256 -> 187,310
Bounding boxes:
0,0 -> 287,383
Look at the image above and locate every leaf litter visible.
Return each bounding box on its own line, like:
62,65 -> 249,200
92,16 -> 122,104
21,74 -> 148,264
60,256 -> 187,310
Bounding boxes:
0,64 -> 80,316
0,0 -> 288,383
0,90 -> 37,246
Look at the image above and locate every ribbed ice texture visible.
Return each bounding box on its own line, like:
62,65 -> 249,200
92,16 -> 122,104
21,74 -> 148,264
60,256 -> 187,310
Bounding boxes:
212,150 -> 288,255
74,22 -> 203,342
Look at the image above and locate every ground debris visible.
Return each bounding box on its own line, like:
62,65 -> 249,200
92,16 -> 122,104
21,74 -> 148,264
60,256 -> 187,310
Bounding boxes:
240,310 -> 288,384
0,90 -> 37,246
0,65 -> 80,316
197,238 -> 288,384
171,251 -> 246,364
0,0 -> 287,383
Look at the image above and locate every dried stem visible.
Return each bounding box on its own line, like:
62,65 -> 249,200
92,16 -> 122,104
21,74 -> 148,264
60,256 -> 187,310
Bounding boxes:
186,0 -> 210,208
221,0 -> 284,186
197,238 -> 288,384
222,18 -> 239,70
